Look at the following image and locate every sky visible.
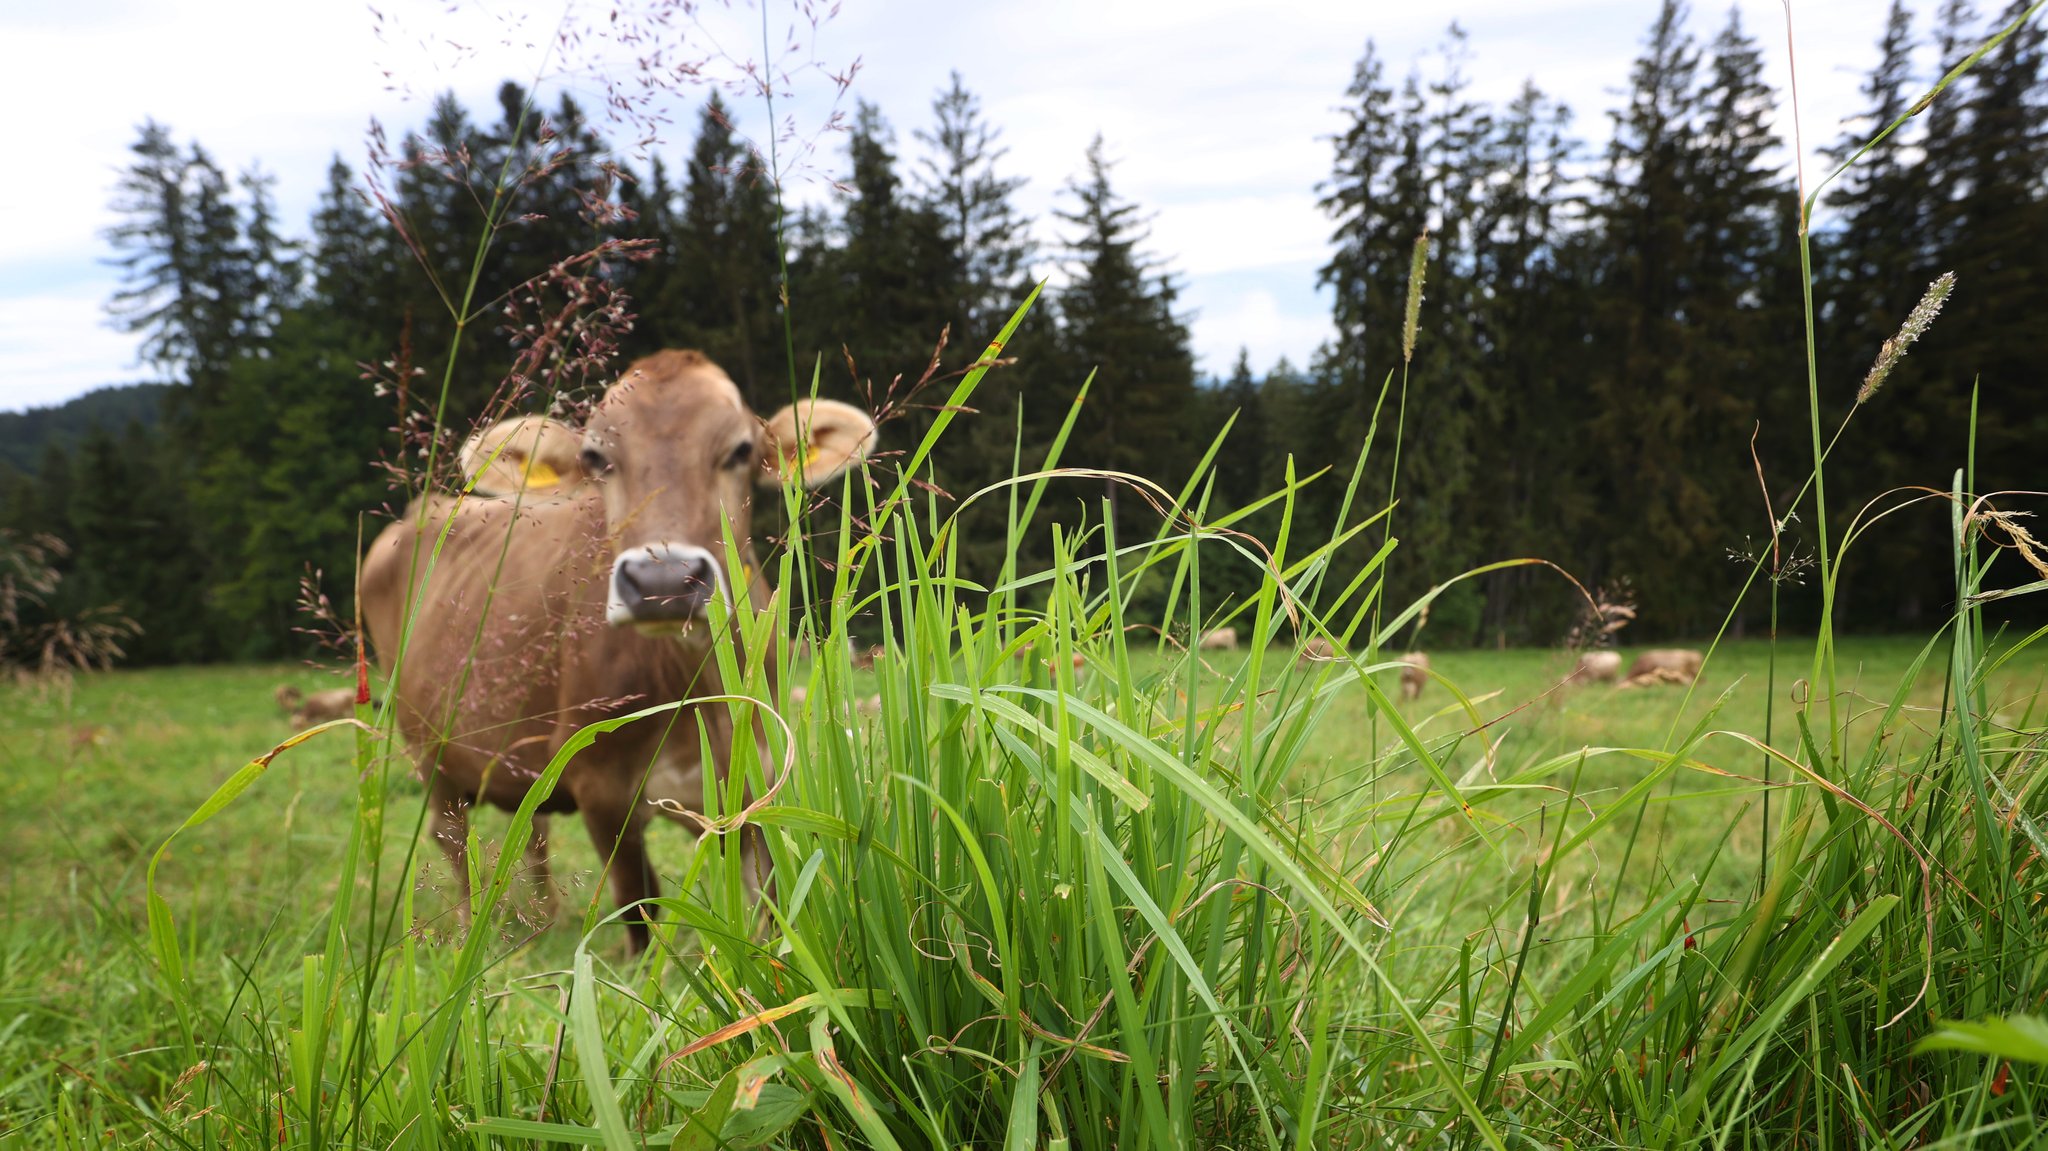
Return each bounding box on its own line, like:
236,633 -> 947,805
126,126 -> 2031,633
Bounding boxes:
0,0 -> 1943,413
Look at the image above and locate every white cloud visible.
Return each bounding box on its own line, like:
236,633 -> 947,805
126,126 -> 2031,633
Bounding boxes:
1183,278 -> 1335,378
1150,193 -> 1331,279
1,0 -> 1930,412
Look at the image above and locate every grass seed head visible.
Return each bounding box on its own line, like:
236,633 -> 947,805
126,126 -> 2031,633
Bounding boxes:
1402,229 -> 1429,364
1858,271 -> 1955,404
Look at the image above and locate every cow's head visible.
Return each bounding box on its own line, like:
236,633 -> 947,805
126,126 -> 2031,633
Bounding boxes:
575,350 -> 875,632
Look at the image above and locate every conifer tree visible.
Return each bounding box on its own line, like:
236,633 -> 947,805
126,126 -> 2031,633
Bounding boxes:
636,96 -> 786,405
1213,348 -> 1265,512
805,102 -> 954,400
1318,42 -> 1419,431
914,71 -> 1036,343
1053,136 -> 1196,538
1585,0 -> 1717,630
1823,0 -> 1939,624
1938,0 -> 2047,485
1824,0 -> 1923,351
105,123 -> 290,416
1471,81 -> 1591,640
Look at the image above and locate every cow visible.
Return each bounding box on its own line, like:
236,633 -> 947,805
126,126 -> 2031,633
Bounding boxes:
1398,651 -> 1430,702
360,350 -> 875,950
275,682 -> 357,729
1198,627 -> 1239,651
1571,649 -> 1623,684
1623,648 -> 1704,687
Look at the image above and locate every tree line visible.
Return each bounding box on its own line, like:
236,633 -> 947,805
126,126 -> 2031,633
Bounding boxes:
2,0 -> 2043,665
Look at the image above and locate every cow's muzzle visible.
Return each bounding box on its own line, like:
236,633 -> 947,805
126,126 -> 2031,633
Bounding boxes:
607,544 -> 726,627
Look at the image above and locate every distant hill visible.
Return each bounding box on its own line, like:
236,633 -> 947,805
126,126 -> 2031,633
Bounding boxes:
0,383 -> 173,476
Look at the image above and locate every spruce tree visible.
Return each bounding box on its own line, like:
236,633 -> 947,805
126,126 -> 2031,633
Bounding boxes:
105,124 -> 288,416
1053,136 -> 1196,539
1213,349 -> 1265,511
1823,0 -> 1939,624
666,96 -> 785,406
913,72 -> 1036,343
1685,4 -> 1790,593
1471,81 -> 1592,641
1940,0 -> 2047,488
804,102 -> 954,401
1585,0 -> 1714,632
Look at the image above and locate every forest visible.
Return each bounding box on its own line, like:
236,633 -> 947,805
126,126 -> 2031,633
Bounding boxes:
2,0 -> 2043,664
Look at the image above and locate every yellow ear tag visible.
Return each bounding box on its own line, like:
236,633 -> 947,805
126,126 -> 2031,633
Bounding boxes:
803,445 -> 822,467
523,459 -> 560,488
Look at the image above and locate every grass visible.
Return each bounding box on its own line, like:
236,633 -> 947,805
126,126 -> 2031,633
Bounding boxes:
3,622 -> 2044,1147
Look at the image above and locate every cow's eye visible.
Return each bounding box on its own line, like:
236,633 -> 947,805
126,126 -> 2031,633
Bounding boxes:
579,447 -> 613,477
724,440 -> 754,470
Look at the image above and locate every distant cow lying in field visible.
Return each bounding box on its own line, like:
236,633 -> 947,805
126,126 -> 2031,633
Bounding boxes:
361,350 -> 875,950
1198,627 -> 1239,651
1398,651 -> 1430,701
1622,648 -> 1704,688
274,683 -> 355,729
1571,649 -> 1623,684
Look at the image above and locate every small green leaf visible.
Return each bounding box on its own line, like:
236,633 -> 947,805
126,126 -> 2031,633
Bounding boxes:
1005,1039 -> 1043,1151
671,1070 -> 738,1151
722,1084 -> 811,1147
1916,1015 -> 2048,1064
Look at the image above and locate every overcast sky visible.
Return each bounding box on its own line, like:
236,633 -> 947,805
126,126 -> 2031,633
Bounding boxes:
0,0 -> 1948,413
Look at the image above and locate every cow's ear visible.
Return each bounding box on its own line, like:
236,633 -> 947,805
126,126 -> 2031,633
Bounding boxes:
459,416 -> 586,496
758,399 -> 877,489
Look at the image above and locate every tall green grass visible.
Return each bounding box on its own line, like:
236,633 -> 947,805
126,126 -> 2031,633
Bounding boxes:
10,6 -> 2048,1148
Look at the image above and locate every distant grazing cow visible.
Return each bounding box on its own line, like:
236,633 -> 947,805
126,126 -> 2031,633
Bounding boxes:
1198,627 -> 1239,651
1623,648 -> 1704,688
458,415 -> 585,500
275,683 -> 356,729
361,350 -> 875,950
1399,651 -> 1431,701
1572,649 -> 1623,684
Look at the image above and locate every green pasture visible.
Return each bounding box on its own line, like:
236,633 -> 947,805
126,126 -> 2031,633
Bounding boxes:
10,636 -> 2024,940
4,631 -> 2043,1148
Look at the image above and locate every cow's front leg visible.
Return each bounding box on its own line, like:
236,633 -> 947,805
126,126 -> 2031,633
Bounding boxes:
582,803 -> 658,953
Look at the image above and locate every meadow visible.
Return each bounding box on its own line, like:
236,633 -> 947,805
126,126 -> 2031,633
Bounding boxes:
4,612 -> 2045,1147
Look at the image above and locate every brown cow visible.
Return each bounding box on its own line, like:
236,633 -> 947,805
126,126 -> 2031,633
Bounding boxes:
275,683 -> 356,729
1623,648 -> 1704,687
1198,626 -> 1239,651
1398,651 -> 1430,702
361,350 -> 874,949
1571,649 -> 1623,684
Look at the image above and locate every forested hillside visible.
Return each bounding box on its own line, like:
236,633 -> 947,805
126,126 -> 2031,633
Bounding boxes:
3,0 -> 2042,662
0,384 -> 169,475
